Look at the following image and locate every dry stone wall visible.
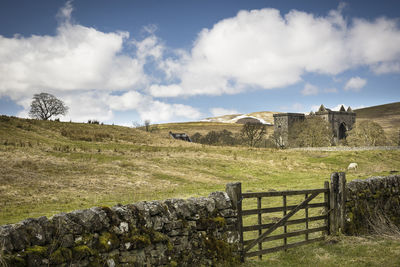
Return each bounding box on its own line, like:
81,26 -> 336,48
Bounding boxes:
345,175 -> 400,235
0,191 -> 240,266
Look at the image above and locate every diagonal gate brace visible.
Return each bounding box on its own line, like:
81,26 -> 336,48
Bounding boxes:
244,192 -> 319,253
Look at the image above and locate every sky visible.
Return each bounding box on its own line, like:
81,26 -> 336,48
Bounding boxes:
0,0 -> 399,126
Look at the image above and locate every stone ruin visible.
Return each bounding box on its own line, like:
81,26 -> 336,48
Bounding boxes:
273,104 -> 356,147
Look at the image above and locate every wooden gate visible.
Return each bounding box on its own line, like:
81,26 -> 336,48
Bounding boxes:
225,172 -> 346,260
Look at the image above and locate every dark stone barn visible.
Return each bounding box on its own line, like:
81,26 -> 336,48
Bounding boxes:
273,105 -> 356,147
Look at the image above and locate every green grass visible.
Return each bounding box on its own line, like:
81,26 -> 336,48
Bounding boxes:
245,235 -> 400,266
1,115 -> 400,266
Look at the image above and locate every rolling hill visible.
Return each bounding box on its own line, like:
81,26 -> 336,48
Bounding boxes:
202,111 -> 280,124
355,102 -> 400,135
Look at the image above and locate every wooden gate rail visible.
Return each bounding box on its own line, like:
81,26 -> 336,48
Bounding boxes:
243,226 -> 327,246
242,188 -> 328,198
242,202 -> 327,215
242,215 -> 327,232
245,237 -> 326,258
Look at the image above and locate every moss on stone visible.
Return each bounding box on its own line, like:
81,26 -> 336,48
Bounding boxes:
128,233 -> 151,249
25,245 -> 48,257
152,231 -> 169,243
49,247 -> 72,264
123,226 -> 171,250
202,234 -> 240,266
72,245 -> 96,260
97,231 -> 120,252
212,216 -> 226,228
167,240 -> 174,252
169,260 -> 178,267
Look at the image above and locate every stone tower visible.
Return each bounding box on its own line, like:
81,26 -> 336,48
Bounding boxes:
273,105 -> 356,147
273,113 -> 305,147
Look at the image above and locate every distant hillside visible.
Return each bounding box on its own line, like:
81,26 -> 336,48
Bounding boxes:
355,102 -> 400,135
202,111 -> 281,125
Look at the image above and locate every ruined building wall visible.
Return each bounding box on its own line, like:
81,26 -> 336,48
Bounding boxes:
0,191 -> 240,266
273,113 -> 305,147
315,110 -> 356,143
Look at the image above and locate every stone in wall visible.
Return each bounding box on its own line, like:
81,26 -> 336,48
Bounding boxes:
0,191 -> 241,266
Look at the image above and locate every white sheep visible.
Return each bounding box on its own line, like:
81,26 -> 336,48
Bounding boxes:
347,162 -> 358,171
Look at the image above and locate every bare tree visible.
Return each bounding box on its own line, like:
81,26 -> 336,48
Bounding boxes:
241,122 -> 266,147
29,93 -> 68,120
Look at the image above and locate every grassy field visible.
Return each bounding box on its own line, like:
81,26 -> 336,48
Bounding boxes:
1,115 -> 400,266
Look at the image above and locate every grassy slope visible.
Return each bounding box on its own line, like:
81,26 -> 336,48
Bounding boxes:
355,102 -> 400,135
1,115 -> 400,266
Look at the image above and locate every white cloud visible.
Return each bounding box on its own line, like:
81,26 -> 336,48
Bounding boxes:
149,6 -> 400,97
108,90 -> 202,123
210,108 -> 239,117
301,83 -> 319,95
136,101 -> 202,123
344,77 -> 367,91
0,2 -> 148,100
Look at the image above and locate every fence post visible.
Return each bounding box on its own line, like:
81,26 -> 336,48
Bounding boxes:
226,182 -> 244,262
329,172 -> 346,235
338,172 -> 346,232
324,181 -> 330,236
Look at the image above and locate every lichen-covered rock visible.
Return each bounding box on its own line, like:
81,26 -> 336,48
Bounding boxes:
209,192 -> 231,210
163,199 -> 192,220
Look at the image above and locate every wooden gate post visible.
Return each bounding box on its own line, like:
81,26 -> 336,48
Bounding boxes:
338,172 -> 346,232
329,172 -> 346,235
226,182 -> 244,262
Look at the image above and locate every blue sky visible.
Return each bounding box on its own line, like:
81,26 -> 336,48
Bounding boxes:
0,0 -> 399,126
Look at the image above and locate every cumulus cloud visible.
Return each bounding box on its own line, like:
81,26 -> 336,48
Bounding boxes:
344,77 -> 367,91
210,108 -> 239,117
0,14 -> 148,100
301,83 -> 319,95
108,91 -> 202,122
150,6 -> 400,97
